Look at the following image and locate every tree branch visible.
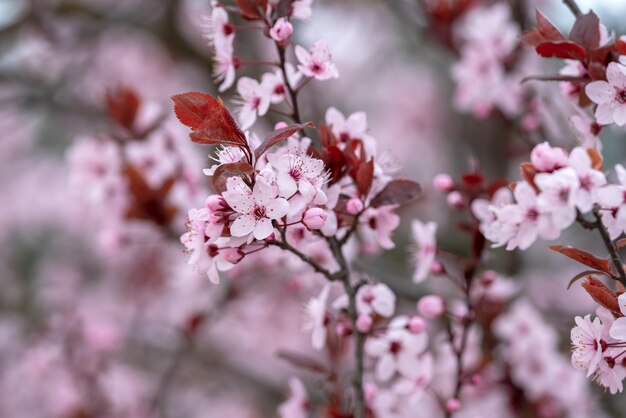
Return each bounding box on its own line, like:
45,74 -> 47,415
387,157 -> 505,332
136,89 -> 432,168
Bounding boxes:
563,0 -> 582,17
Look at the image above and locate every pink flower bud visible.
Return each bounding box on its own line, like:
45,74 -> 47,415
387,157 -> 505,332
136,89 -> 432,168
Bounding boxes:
302,208 -> 328,230
530,142 -> 568,172
446,191 -> 464,209
433,174 -> 454,192
274,121 -> 288,130
430,261 -> 444,274
356,314 -> 373,333
269,18 -> 293,42
336,321 -> 352,337
205,195 -> 226,211
446,399 -> 461,413
417,295 -> 445,319
346,198 -> 364,215
481,270 -> 497,287
470,373 -> 482,385
222,248 -> 244,264
407,316 -> 426,334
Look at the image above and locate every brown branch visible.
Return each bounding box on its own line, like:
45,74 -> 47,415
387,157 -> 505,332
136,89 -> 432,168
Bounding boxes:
563,0 -> 582,17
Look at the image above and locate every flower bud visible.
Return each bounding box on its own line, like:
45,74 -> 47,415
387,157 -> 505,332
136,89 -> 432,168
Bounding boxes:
274,121 -> 288,130
222,248 -> 244,264
269,18 -> 293,43
407,316 -> 426,334
346,198 -> 364,215
205,195 -> 226,212
417,295 -> 445,319
430,261 -> 444,275
302,208 -> 328,230
530,142 -> 567,172
433,174 -> 454,192
446,399 -> 461,413
356,314 -> 373,333
446,191 -> 464,209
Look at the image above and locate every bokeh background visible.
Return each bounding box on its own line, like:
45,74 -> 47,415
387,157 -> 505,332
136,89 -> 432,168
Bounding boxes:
2,0 -> 626,417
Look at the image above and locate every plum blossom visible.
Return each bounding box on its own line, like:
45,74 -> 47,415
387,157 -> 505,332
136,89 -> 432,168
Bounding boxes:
570,114 -> 602,150
203,146 -> 245,176
567,147 -> 606,212
295,41 -> 338,80
471,187 -> 513,237
278,377 -> 309,418
586,62 -> 626,126
125,135 -> 177,188
270,18 -> 293,43
291,0 -> 314,21
235,77 -> 271,130
455,3 -> 519,58
530,142 -> 568,173
273,153 -> 327,204
303,284 -> 330,350
203,8 -> 237,92
535,167 -> 579,230
571,315 -> 605,377
365,316 -> 428,381
359,206 -> 401,251
610,293 -> 626,342
411,219 -> 437,283
302,208 -> 327,230
356,283 -> 396,318
487,182 -> 559,251
325,107 -> 376,155
222,178 -> 289,240
597,164 -> 626,239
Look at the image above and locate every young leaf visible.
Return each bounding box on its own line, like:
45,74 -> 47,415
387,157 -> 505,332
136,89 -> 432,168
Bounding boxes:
569,11 -> 601,51
172,92 -> 218,130
536,9 -> 565,41
567,270 -> 610,289
106,86 -> 140,131
236,0 -> 267,20
370,179 -> 422,207
254,122 -> 314,159
581,276 -> 621,316
211,162 -> 255,193
535,41 -> 587,60
355,158 -> 374,198
549,245 -> 612,274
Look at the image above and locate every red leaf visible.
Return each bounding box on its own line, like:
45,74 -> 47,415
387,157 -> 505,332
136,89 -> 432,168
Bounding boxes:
355,159 -> 374,198
549,245 -> 612,274
254,122 -> 314,159
324,145 -> 346,184
520,162 -> 538,191
172,92 -> 218,129
588,62 -> 608,81
211,162 -> 255,193
569,11 -> 601,51
106,86 -> 140,131
581,276 -> 621,316
616,36 -> 626,55
370,179 -> 422,207
536,41 -> 587,60
235,0 -> 267,20
587,148 -> 604,171
536,9 -> 565,42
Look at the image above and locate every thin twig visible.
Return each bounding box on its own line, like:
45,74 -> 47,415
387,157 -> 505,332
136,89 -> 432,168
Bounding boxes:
563,0 -> 582,17
591,209 -> 626,287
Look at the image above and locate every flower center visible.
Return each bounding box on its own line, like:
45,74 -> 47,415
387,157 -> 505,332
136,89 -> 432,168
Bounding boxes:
389,340 -> 402,355
558,188 -> 570,203
253,205 -> 266,220
311,63 -> 322,74
223,23 -> 234,36
526,207 -> 539,222
579,175 -> 592,191
616,89 -> 626,104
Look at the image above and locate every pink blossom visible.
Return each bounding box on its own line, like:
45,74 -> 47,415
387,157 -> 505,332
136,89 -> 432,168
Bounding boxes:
530,142 -> 568,173
302,208 -> 327,230
364,316 -> 428,381
212,45 -> 237,92
356,314 -> 373,333
455,3 -> 519,58
291,0 -> 314,21
433,173 -> 454,192
568,147 -> 606,213
569,114 -> 602,150
278,377 -> 309,418
356,283 -> 396,318
303,284 -> 330,350
223,178 -> 289,240
535,167 -> 579,230
571,315 -> 605,377
471,187 -> 512,237
360,206 -> 401,251
346,198 -> 364,214
125,134 -> 177,188
235,77 -> 271,130
295,41 -> 338,81
273,154 -> 327,204
610,293 -> 626,342
411,219 -> 437,283
203,146 -> 245,176
597,164 -> 626,239
416,295 -> 445,319
202,7 -> 234,50
270,18 -> 293,43
586,62 -> 626,126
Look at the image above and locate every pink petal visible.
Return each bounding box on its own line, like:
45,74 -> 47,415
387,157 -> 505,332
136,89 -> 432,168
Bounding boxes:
230,214 -> 256,237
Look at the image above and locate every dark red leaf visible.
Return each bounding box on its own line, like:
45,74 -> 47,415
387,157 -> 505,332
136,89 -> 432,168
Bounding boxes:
370,179 -> 422,208
569,11 -> 601,51
211,162 -> 255,193
324,145 -> 346,184
172,92 -> 218,129
536,9 -> 565,41
106,86 -> 140,131
355,159 -> 374,198
549,245 -> 612,274
254,122 -> 314,159
567,270 -> 610,289
536,41 -> 587,60
616,36 -> 626,55
581,276 -> 621,317
588,62 -> 608,81
235,0 -> 267,20
520,162 -> 538,191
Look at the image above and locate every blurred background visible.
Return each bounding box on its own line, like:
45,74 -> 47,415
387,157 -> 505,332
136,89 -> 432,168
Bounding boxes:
1,0 -> 626,417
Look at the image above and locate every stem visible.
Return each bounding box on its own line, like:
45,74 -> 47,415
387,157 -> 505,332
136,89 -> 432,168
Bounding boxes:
563,0 -> 582,17
329,237 -> 365,418
591,209 -> 626,287
275,44 -> 302,124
